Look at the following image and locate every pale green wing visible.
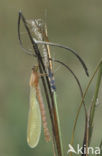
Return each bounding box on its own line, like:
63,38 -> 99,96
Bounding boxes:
27,86 -> 41,148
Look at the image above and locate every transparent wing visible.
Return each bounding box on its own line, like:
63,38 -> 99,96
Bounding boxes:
27,86 -> 41,148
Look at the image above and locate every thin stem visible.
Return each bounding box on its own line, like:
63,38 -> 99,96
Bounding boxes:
88,61 -> 102,145
70,59 -> 102,156
81,60 -> 102,156
53,92 -> 64,156
34,39 -> 89,76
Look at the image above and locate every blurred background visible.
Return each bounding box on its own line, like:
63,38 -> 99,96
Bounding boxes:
0,0 -> 102,156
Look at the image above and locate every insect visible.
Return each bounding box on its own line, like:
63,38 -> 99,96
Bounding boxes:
27,65 -> 50,148
27,19 -> 56,92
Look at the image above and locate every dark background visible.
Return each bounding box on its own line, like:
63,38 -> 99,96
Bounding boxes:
0,0 -> 102,156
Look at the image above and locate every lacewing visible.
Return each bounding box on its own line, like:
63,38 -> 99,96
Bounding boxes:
27,66 -> 50,148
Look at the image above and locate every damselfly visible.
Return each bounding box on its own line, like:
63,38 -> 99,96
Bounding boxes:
27,65 -> 50,148
27,19 -> 56,92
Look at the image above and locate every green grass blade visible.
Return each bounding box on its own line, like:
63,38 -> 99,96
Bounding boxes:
53,92 -> 64,156
70,59 -> 102,156
88,61 -> 102,145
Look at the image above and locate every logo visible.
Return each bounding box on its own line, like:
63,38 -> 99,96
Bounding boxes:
67,144 -> 100,155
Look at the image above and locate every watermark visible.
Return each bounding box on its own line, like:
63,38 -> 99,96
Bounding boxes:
67,144 -> 100,155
